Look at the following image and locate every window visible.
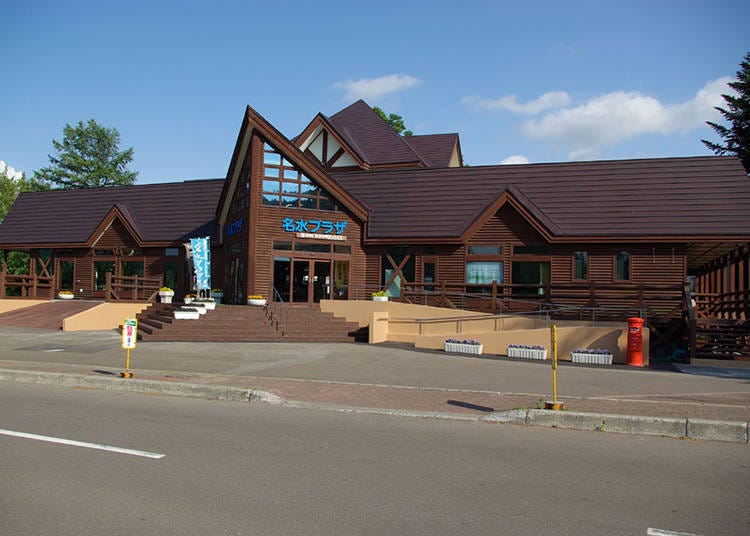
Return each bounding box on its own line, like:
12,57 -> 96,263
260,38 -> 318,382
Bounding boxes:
261,143 -> 336,211
94,261 -> 115,290
120,261 -> 144,278
466,262 -> 503,284
513,245 -> 550,255
574,251 -> 588,280
616,251 -> 630,280
468,245 -> 502,255
165,248 -> 180,257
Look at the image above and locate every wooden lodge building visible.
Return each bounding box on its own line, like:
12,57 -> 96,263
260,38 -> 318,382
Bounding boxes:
1,100 -> 749,358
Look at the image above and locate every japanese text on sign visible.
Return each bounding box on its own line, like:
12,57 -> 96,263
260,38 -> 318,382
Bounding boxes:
190,237 -> 211,290
281,218 -> 347,235
122,318 -> 138,349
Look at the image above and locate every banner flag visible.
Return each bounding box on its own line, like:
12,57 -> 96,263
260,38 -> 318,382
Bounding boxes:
190,237 -> 211,290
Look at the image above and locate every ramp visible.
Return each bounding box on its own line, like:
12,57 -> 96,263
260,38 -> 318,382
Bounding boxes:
0,301 -> 101,330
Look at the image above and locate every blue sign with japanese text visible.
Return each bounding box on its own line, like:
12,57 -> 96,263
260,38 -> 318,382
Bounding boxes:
281,218 -> 347,235
190,237 -> 211,290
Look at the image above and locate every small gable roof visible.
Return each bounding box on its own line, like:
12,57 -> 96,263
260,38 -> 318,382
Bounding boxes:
0,179 -> 224,247
333,156 -> 750,242
402,134 -> 460,168
327,100 -> 421,167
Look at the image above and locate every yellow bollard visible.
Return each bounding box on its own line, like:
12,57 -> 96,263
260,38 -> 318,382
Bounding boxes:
545,323 -> 565,410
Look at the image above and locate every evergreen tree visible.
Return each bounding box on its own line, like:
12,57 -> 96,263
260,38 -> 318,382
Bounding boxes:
33,119 -> 138,188
702,52 -> 750,173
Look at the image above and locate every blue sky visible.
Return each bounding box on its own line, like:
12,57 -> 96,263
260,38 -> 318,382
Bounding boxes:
2,0 -> 748,184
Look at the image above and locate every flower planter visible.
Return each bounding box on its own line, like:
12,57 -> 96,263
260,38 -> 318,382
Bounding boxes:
444,342 -> 483,355
247,299 -> 267,306
507,346 -> 547,360
191,304 -> 207,315
571,352 -> 613,366
184,297 -> 192,304
211,292 -> 223,304
57,293 -> 74,300
159,291 -> 174,304
174,308 -> 200,320
372,296 -> 388,302
197,301 -> 216,310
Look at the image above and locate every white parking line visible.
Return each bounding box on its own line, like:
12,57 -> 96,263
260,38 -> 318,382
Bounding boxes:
0,428 -> 165,459
648,528 -> 702,536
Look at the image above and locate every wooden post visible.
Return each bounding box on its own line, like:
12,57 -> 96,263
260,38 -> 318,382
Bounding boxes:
133,274 -> 139,302
491,280 -> 497,311
0,260 -> 5,299
105,271 -> 112,302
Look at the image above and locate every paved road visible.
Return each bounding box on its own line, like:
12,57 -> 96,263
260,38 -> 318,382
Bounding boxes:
1,382 -> 748,535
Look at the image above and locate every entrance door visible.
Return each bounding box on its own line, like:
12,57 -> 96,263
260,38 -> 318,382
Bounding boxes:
289,259 -> 331,303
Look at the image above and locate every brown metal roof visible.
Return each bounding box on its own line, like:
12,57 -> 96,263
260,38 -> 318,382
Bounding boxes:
333,156 -> 750,241
0,179 -> 224,247
326,100 -> 422,167
402,134 -> 459,168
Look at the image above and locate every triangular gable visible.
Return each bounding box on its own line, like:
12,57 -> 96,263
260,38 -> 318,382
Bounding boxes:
217,106 -> 369,241
296,113 -> 367,170
86,204 -> 144,248
460,185 -> 562,243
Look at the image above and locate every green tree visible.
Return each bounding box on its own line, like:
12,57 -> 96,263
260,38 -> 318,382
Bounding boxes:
373,106 -> 413,136
0,167 -> 33,275
33,119 -> 138,189
702,52 -> 750,173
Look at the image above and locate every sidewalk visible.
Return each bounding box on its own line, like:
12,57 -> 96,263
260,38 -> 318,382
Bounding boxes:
1,327 -> 749,442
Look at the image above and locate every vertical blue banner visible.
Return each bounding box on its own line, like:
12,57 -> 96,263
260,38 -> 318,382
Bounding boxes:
190,237 -> 211,290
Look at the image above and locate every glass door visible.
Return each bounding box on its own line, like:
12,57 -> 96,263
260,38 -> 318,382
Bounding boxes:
288,259 -> 332,303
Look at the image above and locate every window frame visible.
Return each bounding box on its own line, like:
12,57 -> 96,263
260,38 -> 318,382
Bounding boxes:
573,251 -> 589,281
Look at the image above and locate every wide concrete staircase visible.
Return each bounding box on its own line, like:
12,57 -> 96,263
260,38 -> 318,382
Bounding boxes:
0,300 -> 101,330
136,303 -> 365,343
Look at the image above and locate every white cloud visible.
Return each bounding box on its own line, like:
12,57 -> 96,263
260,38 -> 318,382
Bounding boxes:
522,77 -> 733,159
0,160 -> 23,181
462,91 -> 571,115
333,74 -> 422,101
499,155 -> 530,165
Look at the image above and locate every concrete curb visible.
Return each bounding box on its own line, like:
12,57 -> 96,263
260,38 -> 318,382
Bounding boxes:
0,369 -> 284,405
1,368 -> 748,443
482,409 -> 749,443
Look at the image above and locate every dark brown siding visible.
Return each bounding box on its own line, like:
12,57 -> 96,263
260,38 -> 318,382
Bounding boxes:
94,219 -> 139,249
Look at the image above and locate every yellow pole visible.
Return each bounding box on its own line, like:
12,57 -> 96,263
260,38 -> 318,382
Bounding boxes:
551,323 -> 557,403
544,323 -> 565,410
125,348 -> 131,372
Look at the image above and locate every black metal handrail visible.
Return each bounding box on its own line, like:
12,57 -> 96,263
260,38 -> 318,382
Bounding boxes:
267,286 -> 289,337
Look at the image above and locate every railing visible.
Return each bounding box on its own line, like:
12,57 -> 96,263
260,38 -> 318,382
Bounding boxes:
0,269 -> 54,299
388,303 -> 649,338
397,281 -> 684,320
267,286 -> 289,337
104,272 -> 163,302
693,289 -> 750,321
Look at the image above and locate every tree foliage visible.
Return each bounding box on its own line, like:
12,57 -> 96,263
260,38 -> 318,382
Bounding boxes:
373,106 -> 413,136
702,52 -> 750,173
33,119 -> 138,189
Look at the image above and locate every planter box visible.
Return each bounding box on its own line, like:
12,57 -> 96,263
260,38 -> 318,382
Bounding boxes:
159,292 -> 174,304
247,299 -> 267,306
57,293 -> 74,300
211,293 -> 223,304
372,296 -> 388,302
197,301 -> 216,310
184,297 -> 193,304
174,308 -> 200,320
571,352 -> 613,366
444,342 -> 483,355
507,347 -> 547,360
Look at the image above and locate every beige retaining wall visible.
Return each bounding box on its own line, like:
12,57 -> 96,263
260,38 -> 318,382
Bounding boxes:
62,303 -> 150,331
322,299 -> 649,365
0,300 -> 49,314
